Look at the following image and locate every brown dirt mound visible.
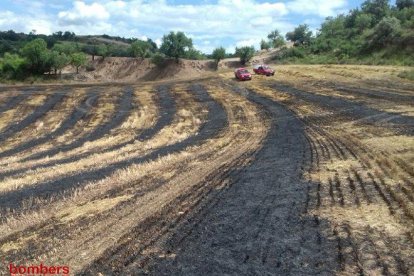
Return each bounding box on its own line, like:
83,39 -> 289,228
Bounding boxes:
70,57 -> 216,82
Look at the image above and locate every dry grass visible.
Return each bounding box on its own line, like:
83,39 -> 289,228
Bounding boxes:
316,203 -> 408,239
0,89 -> 87,152
363,135 -> 414,153
0,85 -> 203,194
0,82 -> 268,274
0,87 -> 141,166
0,233 -> 38,253
0,94 -> 49,134
57,194 -> 133,222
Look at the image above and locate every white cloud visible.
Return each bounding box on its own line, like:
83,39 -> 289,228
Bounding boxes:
155,38 -> 162,47
236,39 -> 258,47
0,11 -> 17,26
0,0 -> 351,53
287,0 -> 347,17
94,0 -> 291,52
27,19 -> 53,34
58,1 -> 110,25
0,10 -> 52,34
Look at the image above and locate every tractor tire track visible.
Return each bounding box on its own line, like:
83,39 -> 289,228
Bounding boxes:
270,83 -> 414,135
145,87 -> 338,275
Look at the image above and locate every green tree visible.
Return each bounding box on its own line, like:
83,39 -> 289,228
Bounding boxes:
160,31 -> 193,61
260,39 -> 271,50
97,44 -> 109,60
361,0 -> 390,23
211,47 -> 226,68
355,13 -> 374,31
53,42 -> 77,55
130,40 -> 150,58
21,38 -> 49,74
0,52 -> 26,78
396,0 -> 414,9
71,52 -> 87,74
185,48 -> 205,60
82,44 -> 99,60
0,40 -> 15,56
286,24 -> 313,45
146,38 -> 158,52
49,51 -> 70,75
366,16 -> 402,48
235,46 -> 255,65
267,30 -> 285,48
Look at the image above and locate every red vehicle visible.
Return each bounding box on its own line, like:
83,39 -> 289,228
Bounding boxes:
253,64 -> 275,76
234,68 -> 252,81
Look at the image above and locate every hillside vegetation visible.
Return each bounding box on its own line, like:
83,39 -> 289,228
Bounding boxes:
0,31 -> 211,81
273,0 -> 414,66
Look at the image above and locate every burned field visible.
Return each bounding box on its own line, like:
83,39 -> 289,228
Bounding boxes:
0,65 -> 414,275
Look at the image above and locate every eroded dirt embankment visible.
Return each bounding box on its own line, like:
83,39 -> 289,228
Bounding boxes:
71,57 -> 217,82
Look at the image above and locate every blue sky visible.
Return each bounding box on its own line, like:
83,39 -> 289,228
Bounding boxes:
0,1 -> 391,53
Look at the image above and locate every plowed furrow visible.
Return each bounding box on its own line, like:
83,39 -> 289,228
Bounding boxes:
0,86 -> 197,204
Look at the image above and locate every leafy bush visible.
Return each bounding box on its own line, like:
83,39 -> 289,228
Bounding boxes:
279,47 -> 306,59
396,0 -> 414,10
130,40 -> 151,58
97,44 -> 109,59
49,51 -> 70,74
274,0 -> 413,65
260,40 -> 271,50
365,16 -> 402,49
21,38 -> 49,74
85,64 -> 96,72
185,48 -> 206,60
0,52 -> 26,78
151,52 -> 166,67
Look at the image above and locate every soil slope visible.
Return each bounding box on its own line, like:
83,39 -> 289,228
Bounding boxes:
70,57 -> 216,82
